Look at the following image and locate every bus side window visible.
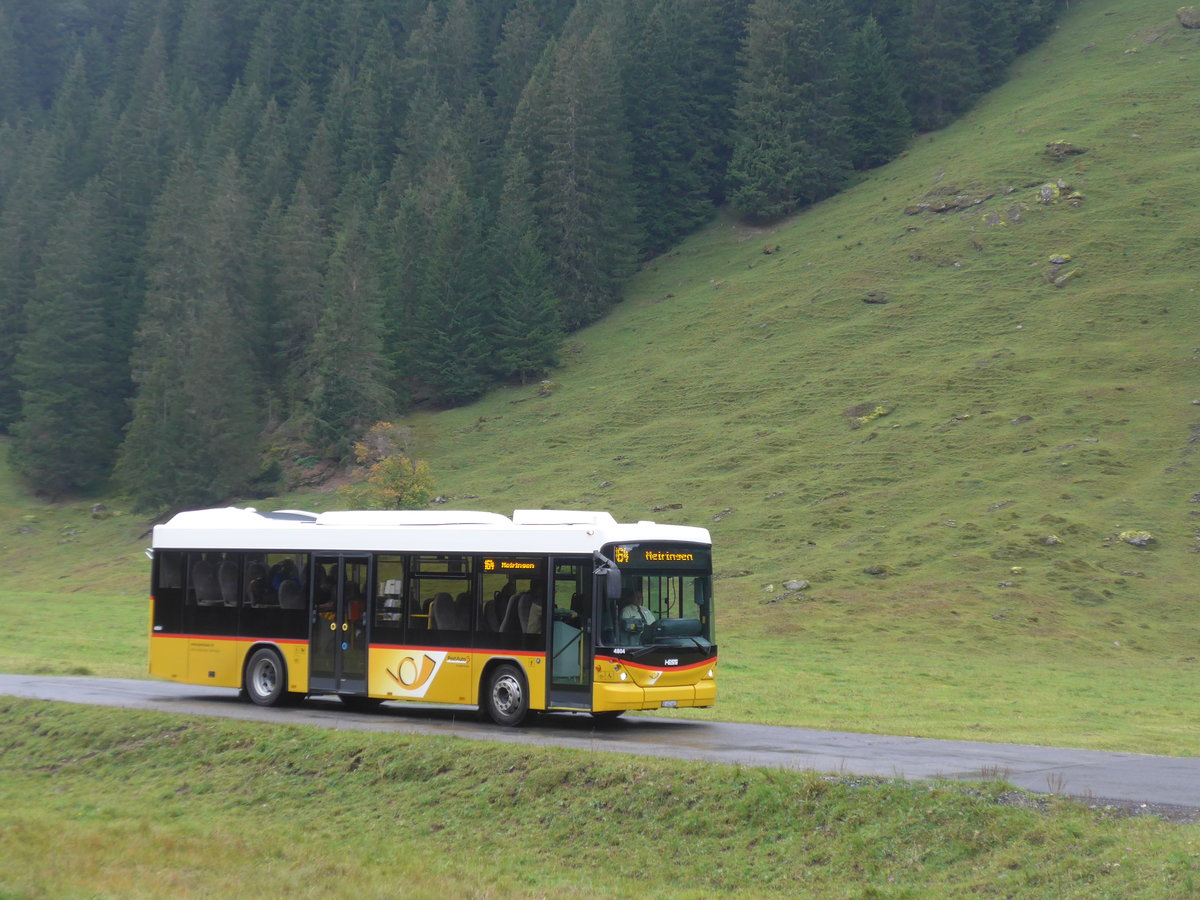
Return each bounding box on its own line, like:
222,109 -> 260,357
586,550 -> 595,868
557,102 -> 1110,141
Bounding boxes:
375,555 -> 405,638
153,551 -> 186,634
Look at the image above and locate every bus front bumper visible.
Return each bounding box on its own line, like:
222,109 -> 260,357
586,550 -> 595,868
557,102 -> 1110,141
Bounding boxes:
593,680 -> 716,712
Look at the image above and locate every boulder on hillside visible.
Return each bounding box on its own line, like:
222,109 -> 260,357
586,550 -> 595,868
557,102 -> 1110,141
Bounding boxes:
1179,7 -> 1200,28
1045,140 -> 1088,160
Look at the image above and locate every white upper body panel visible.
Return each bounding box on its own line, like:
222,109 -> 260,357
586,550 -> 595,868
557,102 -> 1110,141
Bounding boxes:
152,507 -> 711,556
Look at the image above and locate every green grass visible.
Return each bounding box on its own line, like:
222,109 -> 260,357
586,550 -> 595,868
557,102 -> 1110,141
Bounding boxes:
2,700 -> 1199,900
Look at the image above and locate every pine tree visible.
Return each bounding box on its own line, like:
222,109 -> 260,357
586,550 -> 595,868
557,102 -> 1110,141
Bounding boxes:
298,118 -> 340,229
491,0 -> 550,124
535,21 -> 640,329
901,0 -> 980,130
243,4 -> 287,97
49,49 -> 99,189
0,131 -> 66,431
0,8 -> 19,123
844,15 -> 911,170
175,0 -> 232,108
304,208 -> 393,450
116,152 -> 262,510
436,0 -> 485,109
374,174 -> 429,398
409,183 -> 492,406
99,45 -> 180,366
727,0 -> 851,222
244,96 -> 293,207
10,180 -> 123,494
626,0 -> 737,255
487,152 -> 561,384
269,179 -> 328,405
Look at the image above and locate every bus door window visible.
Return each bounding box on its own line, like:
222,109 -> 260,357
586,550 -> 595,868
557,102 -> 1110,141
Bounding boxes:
342,558 -> 368,647
551,562 -> 589,684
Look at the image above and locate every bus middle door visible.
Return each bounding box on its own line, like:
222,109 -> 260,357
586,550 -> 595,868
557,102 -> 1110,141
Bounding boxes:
310,554 -> 371,695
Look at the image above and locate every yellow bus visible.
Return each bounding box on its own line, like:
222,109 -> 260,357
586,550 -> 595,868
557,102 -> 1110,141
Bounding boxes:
149,508 -> 715,724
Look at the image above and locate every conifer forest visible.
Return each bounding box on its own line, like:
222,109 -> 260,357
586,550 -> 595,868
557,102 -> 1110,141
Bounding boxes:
0,0 -> 1063,509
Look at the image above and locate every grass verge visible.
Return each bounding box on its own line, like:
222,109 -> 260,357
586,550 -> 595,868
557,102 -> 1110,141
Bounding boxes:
2,699 -> 1199,899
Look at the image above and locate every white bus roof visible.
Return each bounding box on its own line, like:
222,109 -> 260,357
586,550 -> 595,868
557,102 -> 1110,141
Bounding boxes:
152,507 -> 711,556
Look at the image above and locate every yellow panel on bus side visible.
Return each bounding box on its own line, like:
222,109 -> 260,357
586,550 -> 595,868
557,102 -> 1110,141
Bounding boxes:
185,638 -> 240,687
148,635 -> 190,682
368,647 -> 474,704
279,642 -> 309,695
367,648 -> 549,710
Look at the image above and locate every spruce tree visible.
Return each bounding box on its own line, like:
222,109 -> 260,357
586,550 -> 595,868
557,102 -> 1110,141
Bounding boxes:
0,131 -> 66,431
0,8 -> 19,124
488,152 -> 561,384
304,208 -> 393,450
10,180 -> 123,494
727,0 -> 851,222
625,0 -> 743,254
491,0 -> 550,124
409,183 -> 492,406
116,152 -> 262,510
844,15 -> 911,170
99,59 -> 180,370
536,22 -> 639,329
374,175 -> 429,398
270,179 -> 328,406
901,0 -> 980,130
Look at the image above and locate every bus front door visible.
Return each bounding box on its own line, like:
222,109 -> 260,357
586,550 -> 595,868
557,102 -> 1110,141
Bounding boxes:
547,560 -> 592,709
309,554 -> 371,695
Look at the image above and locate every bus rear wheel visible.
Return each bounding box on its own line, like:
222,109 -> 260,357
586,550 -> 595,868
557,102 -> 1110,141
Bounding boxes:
485,664 -> 530,726
245,648 -> 289,707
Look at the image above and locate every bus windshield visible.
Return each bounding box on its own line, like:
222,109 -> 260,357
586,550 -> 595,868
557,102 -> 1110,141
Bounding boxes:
607,570 -> 714,651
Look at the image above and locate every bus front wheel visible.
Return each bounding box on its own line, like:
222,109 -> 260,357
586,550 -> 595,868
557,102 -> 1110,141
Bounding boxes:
485,664 -> 530,726
245,648 -> 289,707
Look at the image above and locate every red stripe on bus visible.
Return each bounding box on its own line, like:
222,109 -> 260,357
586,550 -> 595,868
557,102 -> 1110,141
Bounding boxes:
594,655 -> 716,672
368,643 -> 546,658
149,633 -> 308,645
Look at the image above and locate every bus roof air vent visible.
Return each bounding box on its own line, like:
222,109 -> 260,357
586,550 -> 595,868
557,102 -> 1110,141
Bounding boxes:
512,510 -> 618,527
315,510 -> 513,527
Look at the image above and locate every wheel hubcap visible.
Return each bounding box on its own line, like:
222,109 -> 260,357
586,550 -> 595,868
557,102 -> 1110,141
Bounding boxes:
254,661 -> 276,696
493,674 -> 521,714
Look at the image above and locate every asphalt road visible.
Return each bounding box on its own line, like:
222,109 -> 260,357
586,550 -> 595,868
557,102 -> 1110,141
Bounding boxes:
4,674 -> 1197,818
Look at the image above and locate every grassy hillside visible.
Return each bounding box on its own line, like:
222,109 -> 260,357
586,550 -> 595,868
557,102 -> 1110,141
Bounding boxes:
2,1 -> 1198,754
398,0 -> 1200,750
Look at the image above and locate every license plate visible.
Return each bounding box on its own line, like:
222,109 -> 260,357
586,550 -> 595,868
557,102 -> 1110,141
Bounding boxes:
662,700 -> 678,708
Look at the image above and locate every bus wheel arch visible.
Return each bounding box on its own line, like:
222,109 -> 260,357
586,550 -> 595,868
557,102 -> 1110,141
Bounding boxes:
244,645 -> 297,707
481,660 -> 531,726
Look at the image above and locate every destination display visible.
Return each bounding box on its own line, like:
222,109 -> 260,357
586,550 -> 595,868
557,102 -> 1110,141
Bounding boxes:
608,543 -> 710,570
483,558 -> 543,573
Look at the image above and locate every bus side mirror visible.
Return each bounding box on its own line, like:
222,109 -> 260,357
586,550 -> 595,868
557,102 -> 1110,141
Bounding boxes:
606,568 -> 621,600
593,553 -> 622,600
